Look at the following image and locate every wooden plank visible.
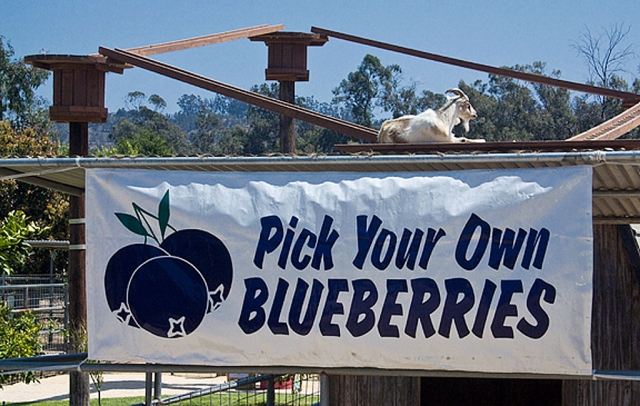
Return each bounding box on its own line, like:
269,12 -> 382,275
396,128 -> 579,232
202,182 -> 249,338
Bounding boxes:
311,27 -> 640,103
334,139 -> 640,154
568,101 -> 640,141
563,225 -> 640,405
126,24 -> 284,56
329,375 -> 419,406
98,47 -> 378,142
61,69 -> 74,106
73,67 -> 87,107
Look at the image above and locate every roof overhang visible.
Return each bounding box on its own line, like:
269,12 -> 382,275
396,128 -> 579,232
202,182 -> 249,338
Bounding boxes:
2,151 -> 640,223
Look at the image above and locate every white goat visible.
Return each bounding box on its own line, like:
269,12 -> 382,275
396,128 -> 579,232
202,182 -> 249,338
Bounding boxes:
377,88 -> 484,143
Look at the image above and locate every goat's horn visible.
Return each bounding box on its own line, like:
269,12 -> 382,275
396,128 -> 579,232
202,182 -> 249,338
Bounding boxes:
445,88 -> 468,100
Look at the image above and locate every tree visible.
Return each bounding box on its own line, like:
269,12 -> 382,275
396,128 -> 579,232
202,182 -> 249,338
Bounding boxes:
296,95 -> 356,153
110,104 -> 191,155
242,83 -> 280,154
0,304 -> 42,387
124,91 -> 146,111
332,54 -> 402,127
572,23 -> 637,121
457,61 -> 583,141
148,94 -> 166,112
0,36 -> 50,130
114,129 -> 176,156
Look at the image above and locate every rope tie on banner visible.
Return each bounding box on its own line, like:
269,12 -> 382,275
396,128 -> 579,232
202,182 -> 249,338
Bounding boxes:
0,157 -> 83,181
593,150 -> 606,164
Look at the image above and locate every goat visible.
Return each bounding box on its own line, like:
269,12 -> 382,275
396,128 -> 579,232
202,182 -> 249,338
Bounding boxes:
377,88 -> 484,143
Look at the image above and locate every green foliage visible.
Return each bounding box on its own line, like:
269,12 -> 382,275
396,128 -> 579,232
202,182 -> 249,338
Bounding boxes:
114,128 -> 176,156
0,210 -> 48,275
0,304 -> 43,387
0,36 -> 50,131
459,61 -> 607,141
332,54 -> 402,127
242,83 -> 280,154
148,94 -> 166,112
0,122 -> 69,275
110,106 -> 190,155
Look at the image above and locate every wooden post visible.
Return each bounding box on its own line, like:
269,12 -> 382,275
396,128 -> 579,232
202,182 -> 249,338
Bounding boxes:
250,32 -> 328,154
68,122 -> 89,406
24,55 -> 127,406
279,81 -> 296,153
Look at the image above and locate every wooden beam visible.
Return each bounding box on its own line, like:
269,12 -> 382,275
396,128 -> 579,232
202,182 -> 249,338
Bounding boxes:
0,167 -> 84,196
98,47 -> 378,142
568,101 -> 640,141
311,27 -> 640,103
334,139 -> 640,154
126,24 -> 285,56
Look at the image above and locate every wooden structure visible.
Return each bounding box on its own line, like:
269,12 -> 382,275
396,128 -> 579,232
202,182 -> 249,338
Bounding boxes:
18,24 -> 640,406
24,55 -> 127,123
23,54 -> 127,406
250,32 -> 328,82
250,32 -> 328,153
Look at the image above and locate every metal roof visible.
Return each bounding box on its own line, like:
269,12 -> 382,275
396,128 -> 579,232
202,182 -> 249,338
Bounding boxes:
2,150 -> 640,223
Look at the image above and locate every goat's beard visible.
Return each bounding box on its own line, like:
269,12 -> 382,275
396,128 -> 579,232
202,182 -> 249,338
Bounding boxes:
462,120 -> 470,133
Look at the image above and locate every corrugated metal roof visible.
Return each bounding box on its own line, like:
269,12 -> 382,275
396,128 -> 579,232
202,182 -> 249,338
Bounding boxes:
2,150 -> 640,223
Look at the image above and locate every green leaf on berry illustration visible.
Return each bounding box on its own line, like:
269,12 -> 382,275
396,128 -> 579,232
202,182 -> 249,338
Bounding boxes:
114,190 -> 176,245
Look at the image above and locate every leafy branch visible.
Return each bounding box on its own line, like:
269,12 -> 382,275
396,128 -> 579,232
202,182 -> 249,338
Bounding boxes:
0,210 -> 49,276
114,190 -> 176,245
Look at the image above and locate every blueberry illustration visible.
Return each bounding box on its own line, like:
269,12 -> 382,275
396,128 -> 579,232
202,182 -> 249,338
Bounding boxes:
160,229 -> 233,310
127,256 -> 209,338
104,244 -> 168,326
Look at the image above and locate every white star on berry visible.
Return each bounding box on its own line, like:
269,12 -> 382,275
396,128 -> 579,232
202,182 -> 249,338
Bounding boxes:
167,316 -> 187,338
209,284 -> 225,311
114,302 -> 132,324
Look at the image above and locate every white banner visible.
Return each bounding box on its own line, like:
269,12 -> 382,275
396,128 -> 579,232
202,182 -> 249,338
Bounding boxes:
86,166 -> 593,375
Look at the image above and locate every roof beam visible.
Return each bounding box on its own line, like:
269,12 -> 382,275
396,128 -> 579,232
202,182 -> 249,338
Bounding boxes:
0,167 -> 84,196
568,101 -> 640,141
98,47 -> 378,142
125,24 -> 285,56
311,27 -> 640,103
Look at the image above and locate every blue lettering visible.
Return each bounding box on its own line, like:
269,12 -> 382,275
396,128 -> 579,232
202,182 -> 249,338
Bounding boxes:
378,279 -> 408,337
455,213 -> 490,271
489,228 -> 527,270
439,278 -> 475,338
346,279 -> 378,337
311,215 -> 339,270
267,278 -> 289,335
238,278 -> 269,334
517,278 -> 556,338
471,280 -> 497,338
319,279 -> 349,337
353,215 -> 382,269
405,278 -> 441,338
289,279 -> 324,336
253,216 -> 283,269
491,280 -> 523,338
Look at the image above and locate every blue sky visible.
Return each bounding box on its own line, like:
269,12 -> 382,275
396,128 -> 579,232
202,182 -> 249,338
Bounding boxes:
4,0 -> 640,114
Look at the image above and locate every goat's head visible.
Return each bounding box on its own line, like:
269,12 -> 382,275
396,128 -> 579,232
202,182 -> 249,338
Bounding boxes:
445,88 -> 477,132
